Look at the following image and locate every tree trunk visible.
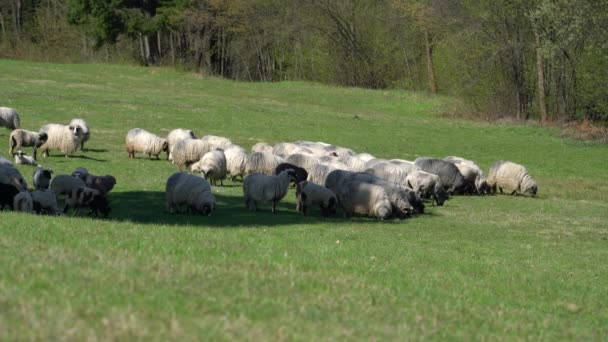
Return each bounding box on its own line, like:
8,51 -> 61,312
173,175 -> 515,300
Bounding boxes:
157,31 -> 162,62
0,12 -> 5,40
143,34 -> 151,65
535,32 -> 548,125
169,31 -> 175,65
424,28 -> 437,94
139,33 -> 146,65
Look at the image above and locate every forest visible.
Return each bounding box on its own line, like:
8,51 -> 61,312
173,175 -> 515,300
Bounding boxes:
1,0 -> 607,123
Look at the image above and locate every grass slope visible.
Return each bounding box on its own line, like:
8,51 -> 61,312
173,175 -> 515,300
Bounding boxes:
0,59 -> 607,340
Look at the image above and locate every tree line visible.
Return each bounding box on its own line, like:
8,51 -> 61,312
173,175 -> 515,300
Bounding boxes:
1,0 -> 607,123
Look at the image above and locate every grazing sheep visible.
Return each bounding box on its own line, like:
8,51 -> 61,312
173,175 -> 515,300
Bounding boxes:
0,107 -> 20,130
14,150 -> 40,167
443,156 -> 489,195
167,128 -> 196,155
200,135 -> 233,151
33,167 -> 53,190
31,189 -> 60,215
0,162 -> 28,190
9,129 -> 48,159
190,149 -> 227,186
356,153 -> 376,162
286,153 -> 320,173
243,169 -> 296,213
405,170 -> 449,206
251,142 -> 273,153
307,163 -> 340,185
125,128 -> 168,159
69,118 -> 90,150
487,161 -> 538,197
338,181 -> 392,219
165,172 -> 216,216
245,152 -> 284,176
295,181 -> 337,216
275,163 -> 308,186
390,159 -> 420,172
224,145 -> 247,181
13,191 -> 33,213
170,138 -> 212,169
364,162 -> 410,187
273,142 -> 306,158
64,186 -> 111,217
39,124 -> 82,157
337,156 -> 367,172
414,158 -> 467,195
50,174 -> 86,197
0,183 -> 19,210
72,172 -> 116,196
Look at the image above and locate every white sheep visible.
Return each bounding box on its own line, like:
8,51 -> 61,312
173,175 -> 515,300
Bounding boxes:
0,107 -> 20,130
224,145 -> 247,181
251,142 -> 273,153
295,181 -> 337,216
125,128 -> 168,159
200,135 -> 233,151
69,118 -> 90,150
170,138 -> 213,169
39,124 -> 82,157
9,129 -> 48,158
242,169 -> 295,213
487,161 -> 538,197
33,167 -> 53,190
286,153 -> 320,173
356,153 -> 376,162
13,191 -> 33,213
405,170 -> 449,206
245,152 -> 284,176
50,174 -> 86,197
190,149 -> 227,186
14,150 -> 40,167
307,163 -> 339,185
337,155 -> 367,172
273,142 -> 306,158
31,189 -> 60,215
166,172 -> 216,216
167,128 -> 196,154
364,162 -> 409,188
338,181 -> 393,219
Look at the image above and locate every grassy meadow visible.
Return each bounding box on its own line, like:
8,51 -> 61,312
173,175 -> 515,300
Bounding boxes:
0,59 -> 607,340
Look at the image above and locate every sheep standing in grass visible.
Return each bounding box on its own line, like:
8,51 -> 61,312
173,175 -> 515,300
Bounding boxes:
200,135 -> 233,151
167,128 -> 196,156
166,172 -> 216,216
414,158 -> 467,195
0,107 -> 20,130
251,142 -> 273,153
224,145 -> 247,181
31,190 -> 60,215
170,138 -> 212,170
338,181 -> 392,219
364,162 -> 410,188
33,167 -> 53,190
39,124 -> 82,157
245,152 -> 284,176
71,169 -> 116,196
191,149 -> 227,186
307,164 -> 339,185
13,191 -> 33,213
125,128 -> 168,159
50,174 -> 86,197
64,186 -> 111,217
405,170 -> 449,206
286,153 -> 320,173
443,157 -> 489,195
14,150 -> 40,167
69,119 -> 90,150
9,129 -> 48,159
295,181 -> 337,216
349,172 -> 423,217
487,161 -> 538,197
243,169 -> 296,213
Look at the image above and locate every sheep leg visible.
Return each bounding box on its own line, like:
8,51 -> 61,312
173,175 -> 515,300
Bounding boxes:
302,204 -> 307,216
510,190 -> 518,196
272,200 -> 277,214
499,187 -> 503,194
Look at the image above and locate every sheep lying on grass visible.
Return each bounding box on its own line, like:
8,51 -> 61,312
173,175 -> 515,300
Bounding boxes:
14,150 -> 40,167
31,189 -> 60,215
13,191 -> 33,213
33,167 -> 53,190
64,186 -> 111,217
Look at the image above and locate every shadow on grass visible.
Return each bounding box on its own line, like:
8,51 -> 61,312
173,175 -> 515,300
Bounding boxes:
106,191 -> 412,228
83,148 -> 109,153
43,154 -> 108,162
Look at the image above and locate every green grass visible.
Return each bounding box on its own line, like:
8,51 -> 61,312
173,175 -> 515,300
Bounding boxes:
0,59 -> 607,340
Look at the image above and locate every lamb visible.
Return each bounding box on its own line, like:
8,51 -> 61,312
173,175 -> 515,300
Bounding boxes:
14,150 -> 40,167
125,128 -> 168,159
190,149 -> 227,186
33,167 -> 53,190
69,118 -> 90,150
245,152 -> 284,176
275,163 -> 308,186
414,158 -> 467,195
31,189 -> 60,215
39,124 -> 82,157
307,163 -> 339,185
338,181 -> 392,219
0,183 -> 19,210
9,129 -> 48,159
200,135 -> 233,151
49,174 -> 86,197
64,186 -> 111,217
165,172 -> 216,216
0,162 -> 28,190
405,170 -> 449,206
242,169 -> 296,213
224,145 -> 247,181
170,138 -> 212,169
295,181 -> 337,216
13,191 -> 33,213
487,161 -> 538,197
0,107 -> 20,130
251,142 -> 273,153
167,128 -> 196,155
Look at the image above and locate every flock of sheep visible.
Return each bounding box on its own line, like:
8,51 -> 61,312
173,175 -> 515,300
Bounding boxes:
0,106 -> 539,220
